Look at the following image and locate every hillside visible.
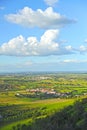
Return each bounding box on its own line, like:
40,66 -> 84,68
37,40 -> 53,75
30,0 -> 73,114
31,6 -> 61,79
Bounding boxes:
13,98 -> 87,130
1,73 -> 87,130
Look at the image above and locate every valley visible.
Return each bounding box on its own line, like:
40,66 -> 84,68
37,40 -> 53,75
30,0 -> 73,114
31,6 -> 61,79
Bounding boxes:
0,72 -> 87,130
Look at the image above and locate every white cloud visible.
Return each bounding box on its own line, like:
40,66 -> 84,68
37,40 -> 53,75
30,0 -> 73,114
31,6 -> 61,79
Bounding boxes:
63,59 -> 80,63
79,45 -> 87,53
0,29 -> 75,56
65,45 -> 73,51
63,59 -> 87,63
5,7 -> 76,29
44,0 -> 58,6
79,39 -> 87,53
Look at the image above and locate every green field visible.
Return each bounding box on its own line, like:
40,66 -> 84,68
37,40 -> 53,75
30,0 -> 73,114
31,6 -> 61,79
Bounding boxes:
0,73 -> 87,130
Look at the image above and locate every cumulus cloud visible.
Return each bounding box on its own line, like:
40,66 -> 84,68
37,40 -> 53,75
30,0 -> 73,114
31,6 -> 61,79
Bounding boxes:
0,29 -> 75,56
44,0 -> 58,6
79,45 -> 87,53
5,7 -> 76,29
79,39 -> 87,53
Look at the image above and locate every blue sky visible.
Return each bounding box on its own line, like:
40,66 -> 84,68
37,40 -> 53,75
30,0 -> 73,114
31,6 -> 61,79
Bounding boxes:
0,0 -> 87,72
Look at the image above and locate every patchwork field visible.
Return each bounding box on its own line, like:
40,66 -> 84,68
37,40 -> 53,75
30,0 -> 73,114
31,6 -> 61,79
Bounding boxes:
0,72 -> 87,130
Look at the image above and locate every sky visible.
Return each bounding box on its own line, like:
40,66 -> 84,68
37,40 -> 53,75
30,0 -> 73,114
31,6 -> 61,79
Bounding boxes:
0,0 -> 87,73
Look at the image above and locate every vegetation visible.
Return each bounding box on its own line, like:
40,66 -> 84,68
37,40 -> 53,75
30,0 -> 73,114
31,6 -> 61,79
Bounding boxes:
19,98 -> 87,130
10,98 -> 87,130
0,72 -> 87,130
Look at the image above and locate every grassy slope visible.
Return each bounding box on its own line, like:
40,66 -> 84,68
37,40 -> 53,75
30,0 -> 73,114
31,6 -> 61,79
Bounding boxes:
29,98 -> 87,130
1,97 -> 87,130
0,95 -> 75,130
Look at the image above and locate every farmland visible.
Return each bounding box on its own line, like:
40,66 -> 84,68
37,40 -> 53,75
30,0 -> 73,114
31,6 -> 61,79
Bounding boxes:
0,72 -> 87,130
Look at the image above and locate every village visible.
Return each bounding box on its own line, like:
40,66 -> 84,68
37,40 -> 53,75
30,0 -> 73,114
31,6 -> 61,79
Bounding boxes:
16,88 -> 72,99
